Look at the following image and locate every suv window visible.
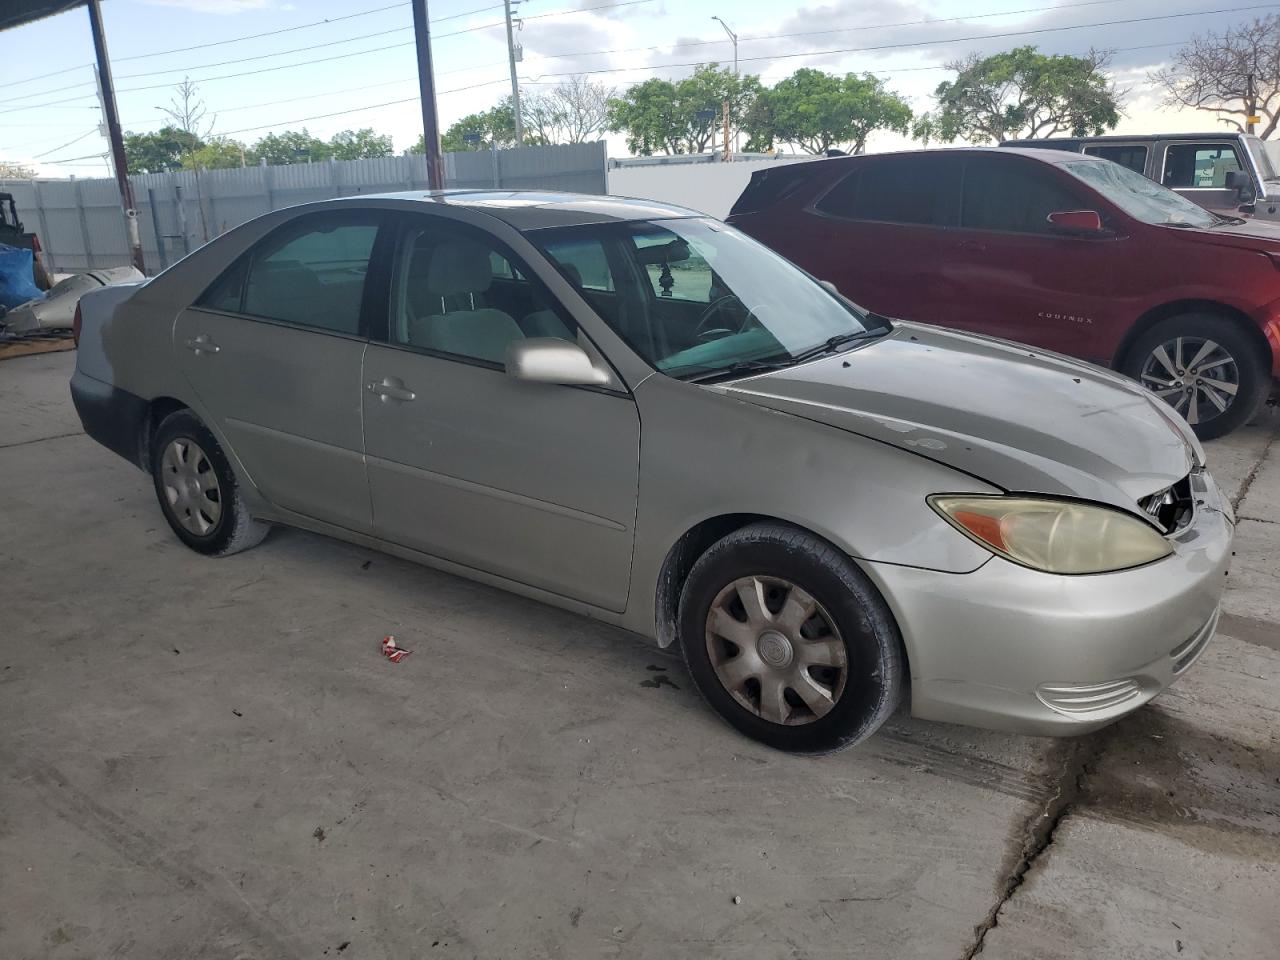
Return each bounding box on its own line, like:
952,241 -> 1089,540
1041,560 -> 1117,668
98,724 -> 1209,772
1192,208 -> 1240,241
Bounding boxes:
389,219 -> 574,365
1162,143 -> 1242,189
1083,144 -> 1147,174
815,155 -> 962,226
232,215 -> 379,334
962,155 -> 1085,234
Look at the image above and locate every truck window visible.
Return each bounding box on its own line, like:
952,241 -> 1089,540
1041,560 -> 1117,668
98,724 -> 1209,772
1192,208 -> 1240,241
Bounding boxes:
1083,144 -> 1147,175
1162,143 -> 1242,189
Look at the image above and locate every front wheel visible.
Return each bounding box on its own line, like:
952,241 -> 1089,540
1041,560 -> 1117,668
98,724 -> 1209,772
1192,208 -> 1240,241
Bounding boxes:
1122,314 -> 1270,440
678,523 -> 904,754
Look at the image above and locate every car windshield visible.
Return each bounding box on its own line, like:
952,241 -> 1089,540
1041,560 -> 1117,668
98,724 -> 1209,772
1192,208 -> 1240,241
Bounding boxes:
1062,158 -> 1219,228
533,217 -> 881,380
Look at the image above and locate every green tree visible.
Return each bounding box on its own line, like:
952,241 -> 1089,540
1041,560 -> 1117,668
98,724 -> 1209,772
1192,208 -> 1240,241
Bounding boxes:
932,46 -> 1120,143
328,128 -> 393,160
123,125 -> 200,174
749,69 -> 913,154
184,136 -> 253,170
252,129 -> 331,165
607,65 -> 762,155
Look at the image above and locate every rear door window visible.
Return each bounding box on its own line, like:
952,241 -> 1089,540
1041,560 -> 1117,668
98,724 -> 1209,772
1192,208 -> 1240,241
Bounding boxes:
1162,143 -> 1243,189
961,155 -> 1086,235
236,214 -> 380,334
1083,144 -> 1148,175
815,155 -> 962,226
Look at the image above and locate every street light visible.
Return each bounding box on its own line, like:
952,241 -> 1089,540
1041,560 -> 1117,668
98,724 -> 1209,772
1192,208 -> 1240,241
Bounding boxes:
711,16 -> 739,155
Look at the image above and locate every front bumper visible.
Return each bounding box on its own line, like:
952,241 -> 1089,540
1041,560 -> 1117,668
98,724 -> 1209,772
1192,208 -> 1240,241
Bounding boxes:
868,469 -> 1234,736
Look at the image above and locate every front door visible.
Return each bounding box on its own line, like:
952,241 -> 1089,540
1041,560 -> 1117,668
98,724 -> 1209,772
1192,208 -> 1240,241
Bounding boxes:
361,214 -> 640,612
1159,140 -> 1245,215
940,153 -> 1119,359
174,210 -> 384,532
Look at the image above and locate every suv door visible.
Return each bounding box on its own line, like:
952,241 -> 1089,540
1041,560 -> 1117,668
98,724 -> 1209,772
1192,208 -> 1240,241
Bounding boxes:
1159,140 -> 1245,214
174,210 -> 384,532
803,153 -> 963,320
360,213 -> 641,612
1082,143 -> 1150,176
943,153 -> 1119,358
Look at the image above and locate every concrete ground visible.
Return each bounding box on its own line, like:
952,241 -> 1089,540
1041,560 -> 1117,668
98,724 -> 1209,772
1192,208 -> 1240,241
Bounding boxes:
1,351 -> 1277,960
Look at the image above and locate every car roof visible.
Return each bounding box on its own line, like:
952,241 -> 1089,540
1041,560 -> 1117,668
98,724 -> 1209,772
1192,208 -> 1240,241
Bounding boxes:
800,146 -> 1108,168
343,189 -> 704,230
1003,132 -> 1252,146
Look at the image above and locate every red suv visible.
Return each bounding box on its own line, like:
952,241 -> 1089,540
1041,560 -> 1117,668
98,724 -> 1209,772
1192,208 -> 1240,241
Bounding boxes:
728,148 -> 1280,438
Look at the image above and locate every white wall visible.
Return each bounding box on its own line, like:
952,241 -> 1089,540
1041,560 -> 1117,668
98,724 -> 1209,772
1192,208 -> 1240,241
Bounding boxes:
608,157 -> 813,219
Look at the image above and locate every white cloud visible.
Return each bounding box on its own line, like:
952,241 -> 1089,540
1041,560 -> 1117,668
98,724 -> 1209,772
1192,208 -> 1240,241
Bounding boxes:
136,0 -> 273,12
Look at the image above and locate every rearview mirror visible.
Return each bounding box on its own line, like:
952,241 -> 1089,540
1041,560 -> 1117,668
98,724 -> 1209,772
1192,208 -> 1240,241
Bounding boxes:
1046,209 -> 1106,235
506,338 -> 609,386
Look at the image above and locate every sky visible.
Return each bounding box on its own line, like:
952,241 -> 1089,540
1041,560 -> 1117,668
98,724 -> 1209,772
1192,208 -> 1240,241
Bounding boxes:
0,0 -> 1270,179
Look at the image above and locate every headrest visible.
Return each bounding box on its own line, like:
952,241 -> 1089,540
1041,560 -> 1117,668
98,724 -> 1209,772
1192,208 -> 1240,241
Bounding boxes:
426,238 -> 494,297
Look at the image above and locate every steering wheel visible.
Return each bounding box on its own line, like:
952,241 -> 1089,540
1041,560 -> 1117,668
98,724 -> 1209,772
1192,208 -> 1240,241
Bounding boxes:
694,296 -> 754,341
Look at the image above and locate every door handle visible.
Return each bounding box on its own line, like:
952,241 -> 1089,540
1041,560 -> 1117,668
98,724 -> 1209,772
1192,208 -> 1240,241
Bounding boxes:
958,240 -> 987,253
184,334 -> 220,355
366,377 -> 416,403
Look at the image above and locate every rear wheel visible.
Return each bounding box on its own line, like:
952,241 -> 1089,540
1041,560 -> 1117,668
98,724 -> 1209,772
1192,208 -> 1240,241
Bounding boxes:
678,523 -> 904,754
1122,314 -> 1269,440
151,409 -> 269,556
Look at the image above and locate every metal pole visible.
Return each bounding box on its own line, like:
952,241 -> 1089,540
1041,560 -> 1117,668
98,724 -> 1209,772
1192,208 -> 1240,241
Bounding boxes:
504,0 -> 523,144
86,0 -> 144,274
411,0 -> 446,190
147,187 -> 167,270
712,17 -> 739,155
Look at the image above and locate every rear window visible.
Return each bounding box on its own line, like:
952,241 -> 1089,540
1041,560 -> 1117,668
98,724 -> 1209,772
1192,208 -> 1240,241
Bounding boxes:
815,155 -> 961,226
1083,144 -> 1148,174
729,163 -> 818,217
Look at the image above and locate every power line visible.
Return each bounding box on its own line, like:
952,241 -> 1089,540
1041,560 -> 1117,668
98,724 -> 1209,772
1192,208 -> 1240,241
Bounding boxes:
0,1 -> 504,91
516,2 -> 1280,82
33,128 -> 101,159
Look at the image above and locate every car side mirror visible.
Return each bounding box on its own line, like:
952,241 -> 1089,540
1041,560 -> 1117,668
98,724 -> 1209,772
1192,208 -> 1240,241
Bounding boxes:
1225,170 -> 1256,203
505,338 -> 609,386
1046,209 -> 1106,235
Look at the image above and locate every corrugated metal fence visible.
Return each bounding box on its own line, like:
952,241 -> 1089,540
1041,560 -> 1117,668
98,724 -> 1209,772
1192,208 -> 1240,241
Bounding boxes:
1,143 -> 607,275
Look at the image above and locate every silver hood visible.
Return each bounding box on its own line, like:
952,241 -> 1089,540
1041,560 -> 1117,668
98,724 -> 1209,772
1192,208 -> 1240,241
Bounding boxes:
721,322 -> 1201,517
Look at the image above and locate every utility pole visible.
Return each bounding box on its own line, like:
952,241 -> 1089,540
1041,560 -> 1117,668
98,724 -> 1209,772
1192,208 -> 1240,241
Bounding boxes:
712,16 -> 739,155
1247,73 -> 1258,135
504,0 -> 524,144
86,0 -> 145,274
411,0 -> 446,189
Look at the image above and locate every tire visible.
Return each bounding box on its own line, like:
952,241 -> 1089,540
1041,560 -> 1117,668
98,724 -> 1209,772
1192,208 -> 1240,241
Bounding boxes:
150,409 -> 269,557
677,523 -> 904,754
1121,314 -> 1270,441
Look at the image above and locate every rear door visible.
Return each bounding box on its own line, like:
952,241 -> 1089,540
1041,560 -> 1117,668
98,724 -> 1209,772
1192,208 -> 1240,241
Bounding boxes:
360,213 -> 640,612
941,153 -> 1119,358
174,210 -> 384,532
803,153 -> 963,321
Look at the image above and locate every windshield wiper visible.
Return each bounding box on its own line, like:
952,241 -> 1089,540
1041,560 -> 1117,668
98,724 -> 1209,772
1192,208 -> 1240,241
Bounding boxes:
788,331 -> 878,363
681,357 -> 796,383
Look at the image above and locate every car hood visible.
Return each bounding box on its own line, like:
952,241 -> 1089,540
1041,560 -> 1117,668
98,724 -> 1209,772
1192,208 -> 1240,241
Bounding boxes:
718,322 -> 1201,516
1173,217 -> 1280,251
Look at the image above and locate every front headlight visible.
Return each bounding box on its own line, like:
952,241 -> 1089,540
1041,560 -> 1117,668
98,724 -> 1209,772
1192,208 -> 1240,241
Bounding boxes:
928,495 -> 1174,574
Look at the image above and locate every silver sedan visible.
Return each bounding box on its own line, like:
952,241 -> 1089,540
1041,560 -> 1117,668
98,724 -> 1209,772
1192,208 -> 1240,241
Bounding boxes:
70,191 -> 1232,753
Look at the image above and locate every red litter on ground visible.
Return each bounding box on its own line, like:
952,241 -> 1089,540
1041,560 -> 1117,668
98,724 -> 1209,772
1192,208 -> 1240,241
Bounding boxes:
380,635 -> 410,663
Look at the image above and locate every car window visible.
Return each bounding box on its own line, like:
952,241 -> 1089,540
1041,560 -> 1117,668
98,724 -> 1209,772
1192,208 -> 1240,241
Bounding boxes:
539,236 -> 615,292
1162,143 -> 1242,189
815,155 -> 962,226
962,156 -> 1085,234
238,215 -> 379,334
198,257 -> 248,313
1083,144 -> 1148,174
388,219 -> 575,366
633,232 -> 714,302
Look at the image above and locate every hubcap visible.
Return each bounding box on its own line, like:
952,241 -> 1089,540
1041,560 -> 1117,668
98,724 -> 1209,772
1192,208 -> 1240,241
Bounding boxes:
704,575 -> 848,726
1139,336 -> 1238,426
160,437 -> 222,536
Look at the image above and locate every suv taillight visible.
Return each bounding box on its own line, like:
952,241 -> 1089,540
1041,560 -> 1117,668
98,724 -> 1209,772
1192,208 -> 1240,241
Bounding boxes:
72,303 -> 82,346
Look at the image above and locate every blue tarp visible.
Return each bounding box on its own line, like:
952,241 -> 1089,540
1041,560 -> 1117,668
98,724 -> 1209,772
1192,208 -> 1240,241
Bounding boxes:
0,243 -> 44,310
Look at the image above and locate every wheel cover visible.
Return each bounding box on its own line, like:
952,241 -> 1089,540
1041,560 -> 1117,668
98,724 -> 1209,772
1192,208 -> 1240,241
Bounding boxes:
160,437 -> 222,536
1139,336 -> 1239,426
704,575 -> 848,726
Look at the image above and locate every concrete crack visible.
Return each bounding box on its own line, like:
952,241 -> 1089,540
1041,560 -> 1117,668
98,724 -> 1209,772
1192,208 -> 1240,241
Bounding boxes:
957,730 -> 1115,960
0,430 -> 84,450
1231,426 -> 1279,514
